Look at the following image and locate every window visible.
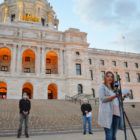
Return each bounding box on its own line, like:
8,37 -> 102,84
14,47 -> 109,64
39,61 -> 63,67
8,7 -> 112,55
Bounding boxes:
25,57 -> 30,62
46,58 -> 51,63
125,72 -> 130,82
24,68 -> 30,73
92,88 -> 95,98
129,90 -> 134,99
11,14 -> 15,22
135,63 -> 139,69
136,73 -> 140,83
112,61 -> 116,67
78,84 -> 83,94
114,72 -> 118,81
89,59 -> 92,65
46,69 -> 51,74
90,70 -> 93,80
76,64 -> 81,75
3,55 -> 8,61
101,71 -> 105,81
124,62 -> 128,68
41,18 -> 45,26
100,60 -> 104,66
76,52 -> 80,56
1,66 -> 8,72
26,13 -> 31,17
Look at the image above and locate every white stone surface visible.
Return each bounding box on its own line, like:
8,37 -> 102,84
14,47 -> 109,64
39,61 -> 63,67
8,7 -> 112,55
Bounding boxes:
0,0 -> 140,100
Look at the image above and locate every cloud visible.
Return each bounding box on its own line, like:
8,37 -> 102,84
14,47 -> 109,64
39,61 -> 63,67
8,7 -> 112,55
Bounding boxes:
73,0 -> 140,28
73,0 -> 140,52
113,27 -> 140,52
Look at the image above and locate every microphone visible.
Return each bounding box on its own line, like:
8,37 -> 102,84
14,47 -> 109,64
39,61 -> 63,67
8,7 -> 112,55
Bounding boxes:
114,81 -> 119,88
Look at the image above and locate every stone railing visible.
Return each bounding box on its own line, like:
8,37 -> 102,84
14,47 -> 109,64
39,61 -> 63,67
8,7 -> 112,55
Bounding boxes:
88,48 -> 140,58
65,94 -> 99,105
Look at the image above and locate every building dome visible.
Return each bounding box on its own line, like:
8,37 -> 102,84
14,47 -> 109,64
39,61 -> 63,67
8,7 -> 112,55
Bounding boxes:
0,0 -> 59,29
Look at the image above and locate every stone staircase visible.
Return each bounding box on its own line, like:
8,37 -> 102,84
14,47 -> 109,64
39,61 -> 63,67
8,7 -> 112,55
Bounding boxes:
0,100 -> 140,135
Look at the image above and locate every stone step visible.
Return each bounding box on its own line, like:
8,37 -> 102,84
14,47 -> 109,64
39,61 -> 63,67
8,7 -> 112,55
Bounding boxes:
0,100 -> 140,134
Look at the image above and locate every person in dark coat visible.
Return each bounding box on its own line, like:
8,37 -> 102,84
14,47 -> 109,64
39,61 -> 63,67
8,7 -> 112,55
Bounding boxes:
81,98 -> 93,135
17,92 -> 31,138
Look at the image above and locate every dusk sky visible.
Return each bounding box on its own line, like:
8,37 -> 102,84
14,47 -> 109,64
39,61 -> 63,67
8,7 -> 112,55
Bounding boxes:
0,0 -> 140,53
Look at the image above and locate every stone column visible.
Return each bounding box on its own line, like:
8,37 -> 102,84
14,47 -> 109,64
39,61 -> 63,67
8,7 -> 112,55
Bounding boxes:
41,47 -> 45,74
62,50 -> 65,75
36,46 -> 40,75
11,44 -> 16,73
59,49 -> 63,75
17,44 -> 22,73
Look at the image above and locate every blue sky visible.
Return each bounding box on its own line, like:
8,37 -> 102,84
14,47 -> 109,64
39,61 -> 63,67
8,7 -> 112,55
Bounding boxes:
0,0 -> 140,53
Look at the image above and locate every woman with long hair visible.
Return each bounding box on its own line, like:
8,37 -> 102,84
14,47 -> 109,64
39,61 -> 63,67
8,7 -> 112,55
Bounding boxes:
98,71 -> 123,140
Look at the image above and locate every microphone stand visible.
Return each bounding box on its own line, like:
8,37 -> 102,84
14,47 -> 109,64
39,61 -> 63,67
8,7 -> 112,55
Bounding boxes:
116,75 -> 137,140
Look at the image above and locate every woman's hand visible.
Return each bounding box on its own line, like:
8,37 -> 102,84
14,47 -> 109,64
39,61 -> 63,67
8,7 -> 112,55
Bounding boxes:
106,95 -> 117,102
85,111 -> 88,114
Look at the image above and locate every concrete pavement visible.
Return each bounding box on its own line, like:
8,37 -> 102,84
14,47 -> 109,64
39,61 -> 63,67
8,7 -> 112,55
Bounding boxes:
0,129 -> 140,140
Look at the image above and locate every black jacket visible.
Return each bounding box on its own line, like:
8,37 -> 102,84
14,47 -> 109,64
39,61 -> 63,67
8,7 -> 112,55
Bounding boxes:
19,99 -> 31,114
81,104 -> 92,116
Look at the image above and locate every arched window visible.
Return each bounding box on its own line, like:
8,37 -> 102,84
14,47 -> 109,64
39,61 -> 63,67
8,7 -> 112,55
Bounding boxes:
76,52 -> 80,56
22,49 -> 35,73
0,47 -> 11,72
129,90 -> 134,99
92,88 -> 95,98
46,52 -> 58,74
78,84 -> 83,94
88,59 -> 92,65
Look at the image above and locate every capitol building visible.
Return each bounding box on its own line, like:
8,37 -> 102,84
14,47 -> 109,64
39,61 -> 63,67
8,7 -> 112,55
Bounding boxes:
0,0 -> 140,100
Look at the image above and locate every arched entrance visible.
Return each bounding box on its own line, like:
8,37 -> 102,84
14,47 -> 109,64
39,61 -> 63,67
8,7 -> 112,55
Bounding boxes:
46,52 -> 58,74
48,84 -> 57,99
22,83 -> 33,99
0,82 -> 7,99
0,47 -> 11,72
22,49 -> 35,73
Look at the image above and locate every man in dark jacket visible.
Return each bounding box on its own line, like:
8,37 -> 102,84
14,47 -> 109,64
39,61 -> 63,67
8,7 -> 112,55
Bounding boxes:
17,92 -> 31,138
81,98 -> 93,135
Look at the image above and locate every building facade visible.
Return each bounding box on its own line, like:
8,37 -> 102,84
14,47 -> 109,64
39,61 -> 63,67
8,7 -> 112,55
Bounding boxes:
0,0 -> 140,101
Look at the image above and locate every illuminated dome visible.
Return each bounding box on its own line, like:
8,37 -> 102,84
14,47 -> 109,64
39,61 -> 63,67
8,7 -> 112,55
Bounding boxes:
0,0 -> 59,29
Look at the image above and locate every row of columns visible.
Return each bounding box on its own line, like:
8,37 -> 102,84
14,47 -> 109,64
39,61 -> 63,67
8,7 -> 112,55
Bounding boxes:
10,44 -> 65,75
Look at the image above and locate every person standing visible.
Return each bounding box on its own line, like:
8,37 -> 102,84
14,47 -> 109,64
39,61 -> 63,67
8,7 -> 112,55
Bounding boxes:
81,98 -> 93,135
17,92 -> 31,138
98,71 -> 123,140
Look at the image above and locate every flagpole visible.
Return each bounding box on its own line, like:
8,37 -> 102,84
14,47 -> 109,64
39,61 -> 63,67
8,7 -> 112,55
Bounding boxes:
122,36 -> 126,53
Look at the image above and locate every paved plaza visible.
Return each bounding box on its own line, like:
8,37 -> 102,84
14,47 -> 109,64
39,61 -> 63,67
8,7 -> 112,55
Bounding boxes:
0,129 -> 140,140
